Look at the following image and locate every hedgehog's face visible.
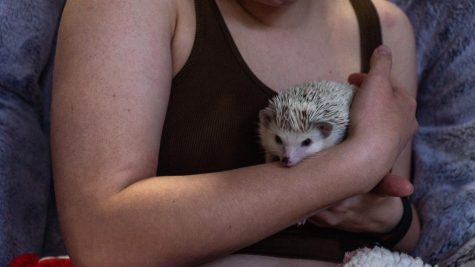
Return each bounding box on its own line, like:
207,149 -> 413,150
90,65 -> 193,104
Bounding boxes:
259,108 -> 335,167
269,128 -> 331,167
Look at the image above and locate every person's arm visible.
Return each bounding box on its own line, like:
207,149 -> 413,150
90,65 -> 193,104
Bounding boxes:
51,1 -> 416,267
308,0 -> 420,252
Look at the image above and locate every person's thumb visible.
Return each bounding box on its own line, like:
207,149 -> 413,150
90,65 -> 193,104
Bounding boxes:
368,45 -> 393,78
372,173 -> 414,197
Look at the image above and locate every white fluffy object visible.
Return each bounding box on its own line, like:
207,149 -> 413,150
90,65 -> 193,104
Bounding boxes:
342,247 -> 435,267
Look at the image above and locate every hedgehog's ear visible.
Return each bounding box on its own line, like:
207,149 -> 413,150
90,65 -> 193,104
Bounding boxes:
314,122 -> 333,138
259,108 -> 273,127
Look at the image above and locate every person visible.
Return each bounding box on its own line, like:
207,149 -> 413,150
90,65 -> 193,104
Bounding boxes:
51,0 -> 418,266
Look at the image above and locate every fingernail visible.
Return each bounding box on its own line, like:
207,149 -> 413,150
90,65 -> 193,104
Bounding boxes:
376,45 -> 391,55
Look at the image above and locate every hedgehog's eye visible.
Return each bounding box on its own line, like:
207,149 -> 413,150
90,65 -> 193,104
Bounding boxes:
275,135 -> 283,145
301,138 -> 312,147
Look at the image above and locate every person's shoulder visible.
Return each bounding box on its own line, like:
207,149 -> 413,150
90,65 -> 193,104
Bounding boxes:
59,0 -> 183,54
61,0 -> 179,33
371,0 -> 414,44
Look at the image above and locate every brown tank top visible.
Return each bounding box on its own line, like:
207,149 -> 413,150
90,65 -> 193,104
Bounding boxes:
158,0 -> 383,262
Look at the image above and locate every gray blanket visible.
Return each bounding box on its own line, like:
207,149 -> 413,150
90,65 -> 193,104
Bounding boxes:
393,0 -> 475,266
0,0 -> 474,266
0,1 -> 65,266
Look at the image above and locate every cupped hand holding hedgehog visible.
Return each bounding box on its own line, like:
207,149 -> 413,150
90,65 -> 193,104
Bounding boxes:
52,0 -> 419,266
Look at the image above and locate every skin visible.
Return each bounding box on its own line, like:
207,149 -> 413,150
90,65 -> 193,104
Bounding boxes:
51,0 -> 418,266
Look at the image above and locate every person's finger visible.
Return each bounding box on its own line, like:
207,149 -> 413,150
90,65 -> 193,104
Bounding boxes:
368,45 -> 393,78
372,173 -> 414,197
348,73 -> 367,86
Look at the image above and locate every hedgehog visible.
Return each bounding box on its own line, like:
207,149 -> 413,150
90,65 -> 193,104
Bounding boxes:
259,80 -> 356,167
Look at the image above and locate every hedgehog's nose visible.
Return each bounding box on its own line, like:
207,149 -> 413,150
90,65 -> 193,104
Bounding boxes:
281,157 -> 292,167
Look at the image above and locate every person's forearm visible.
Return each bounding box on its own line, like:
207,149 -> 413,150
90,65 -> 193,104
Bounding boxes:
56,140 -> 388,267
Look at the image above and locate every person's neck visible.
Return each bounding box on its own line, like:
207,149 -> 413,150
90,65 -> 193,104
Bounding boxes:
235,0 -> 328,29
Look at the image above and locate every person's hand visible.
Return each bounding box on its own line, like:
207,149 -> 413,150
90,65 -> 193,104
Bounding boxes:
307,174 -> 412,234
308,192 -> 404,234
307,45 -> 418,234
346,45 -> 418,178
306,172 -> 412,233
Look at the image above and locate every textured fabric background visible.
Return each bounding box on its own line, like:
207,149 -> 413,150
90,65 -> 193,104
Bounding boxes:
392,1 -> 475,266
0,1 -> 65,266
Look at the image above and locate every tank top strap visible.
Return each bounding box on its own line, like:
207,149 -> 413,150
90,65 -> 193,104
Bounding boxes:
350,0 -> 383,73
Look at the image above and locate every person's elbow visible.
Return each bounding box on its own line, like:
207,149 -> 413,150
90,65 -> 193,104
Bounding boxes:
59,201 -> 187,267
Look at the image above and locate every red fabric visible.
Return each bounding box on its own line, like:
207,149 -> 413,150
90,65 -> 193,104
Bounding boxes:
8,253 -> 39,267
38,258 -> 72,267
9,254 -> 72,267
